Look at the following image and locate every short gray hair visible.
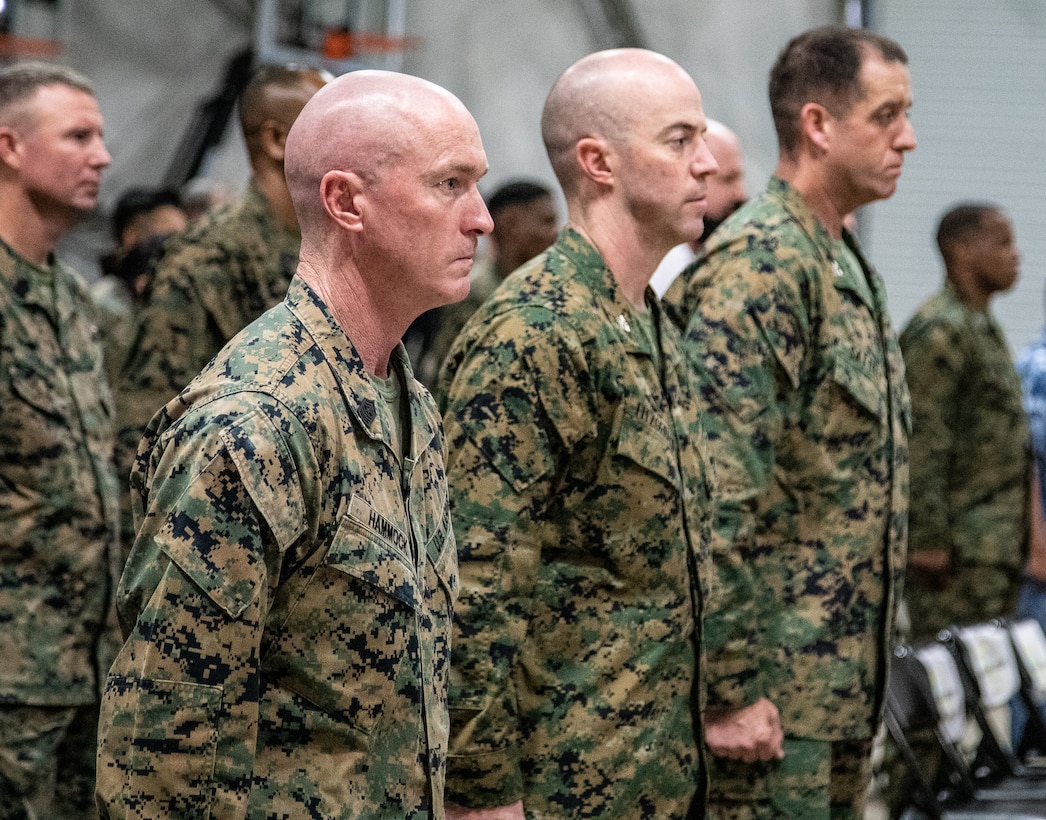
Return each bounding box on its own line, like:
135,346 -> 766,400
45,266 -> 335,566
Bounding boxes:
0,61 -> 94,113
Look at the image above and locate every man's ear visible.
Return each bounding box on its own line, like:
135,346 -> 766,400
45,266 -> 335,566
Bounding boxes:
320,169 -> 366,232
799,102 -> 831,155
575,135 -> 614,187
948,238 -> 971,270
0,126 -> 23,170
259,119 -> 289,162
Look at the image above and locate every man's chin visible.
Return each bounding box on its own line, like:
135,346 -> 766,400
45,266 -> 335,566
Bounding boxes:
437,275 -> 472,308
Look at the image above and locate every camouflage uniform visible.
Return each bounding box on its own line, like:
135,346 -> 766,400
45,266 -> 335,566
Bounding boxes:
663,177 -> 909,816
113,182 -> 300,545
96,275 -> 457,819
900,283 -> 1029,640
439,228 -> 711,818
0,236 -> 121,815
90,274 -> 135,388
424,256 -> 503,387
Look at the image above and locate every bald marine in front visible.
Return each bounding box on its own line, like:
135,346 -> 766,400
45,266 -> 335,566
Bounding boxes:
441,48 -> 716,819
96,70 -> 491,819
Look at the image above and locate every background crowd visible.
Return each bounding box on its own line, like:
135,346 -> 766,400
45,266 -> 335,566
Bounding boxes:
0,15 -> 1043,820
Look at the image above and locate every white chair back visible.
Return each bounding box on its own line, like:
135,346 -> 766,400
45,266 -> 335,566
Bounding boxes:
957,623 -> 1022,709
1009,617 -> 1046,701
916,643 -> 968,743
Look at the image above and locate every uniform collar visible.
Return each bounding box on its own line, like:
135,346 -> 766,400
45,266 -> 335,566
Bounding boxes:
554,226 -> 664,357
284,276 -> 436,459
766,176 -> 884,313
0,233 -> 66,315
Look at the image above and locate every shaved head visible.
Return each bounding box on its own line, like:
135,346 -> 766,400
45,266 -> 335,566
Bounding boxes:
285,70 -> 478,233
704,119 -> 739,158
699,118 -> 748,242
283,69 -> 491,348
541,48 -> 698,196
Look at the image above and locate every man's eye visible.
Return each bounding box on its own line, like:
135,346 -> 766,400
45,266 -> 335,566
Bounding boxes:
442,178 -> 459,190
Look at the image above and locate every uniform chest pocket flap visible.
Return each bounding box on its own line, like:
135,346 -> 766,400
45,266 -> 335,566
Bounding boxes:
325,495 -> 422,612
614,397 -> 681,491
830,352 -> 884,422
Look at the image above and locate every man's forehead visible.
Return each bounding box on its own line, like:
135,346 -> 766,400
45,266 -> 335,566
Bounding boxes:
424,146 -> 487,179
34,84 -> 99,115
857,56 -> 911,100
649,106 -> 706,140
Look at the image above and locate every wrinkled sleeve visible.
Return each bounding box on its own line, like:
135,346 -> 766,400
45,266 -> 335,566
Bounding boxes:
682,250 -> 806,710
97,405 -> 308,819
899,318 -> 962,557
440,307 -> 595,809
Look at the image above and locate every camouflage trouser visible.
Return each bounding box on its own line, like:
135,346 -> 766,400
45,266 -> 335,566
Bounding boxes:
706,736 -> 873,820
0,703 -> 99,820
905,563 -> 1019,643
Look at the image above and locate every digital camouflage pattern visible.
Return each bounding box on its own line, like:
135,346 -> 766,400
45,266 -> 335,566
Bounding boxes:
0,236 -> 120,706
96,276 -> 457,819
425,256 -> 503,386
707,737 -> 872,820
900,284 -> 1029,638
113,182 -> 300,545
662,176 -> 909,746
89,274 -> 134,388
439,228 -> 711,818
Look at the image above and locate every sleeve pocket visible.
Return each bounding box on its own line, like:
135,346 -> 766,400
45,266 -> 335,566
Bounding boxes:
117,675 -> 223,817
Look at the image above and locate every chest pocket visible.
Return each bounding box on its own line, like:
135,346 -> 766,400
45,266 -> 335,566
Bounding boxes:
613,395 -> 681,492
325,495 -> 421,611
830,351 -> 885,423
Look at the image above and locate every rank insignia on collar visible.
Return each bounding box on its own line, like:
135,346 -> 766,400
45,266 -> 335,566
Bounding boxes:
617,314 -> 631,333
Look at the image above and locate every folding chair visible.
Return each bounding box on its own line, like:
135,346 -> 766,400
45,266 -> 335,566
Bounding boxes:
1005,617 -> 1046,759
944,623 -> 1046,783
885,644 -> 1046,819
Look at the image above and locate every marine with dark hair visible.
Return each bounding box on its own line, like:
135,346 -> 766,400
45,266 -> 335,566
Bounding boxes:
91,186 -> 187,385
664,25 -> 916,816
902,202 -> 1028,640
112,63 -> 328,547
0,60 -> 116,818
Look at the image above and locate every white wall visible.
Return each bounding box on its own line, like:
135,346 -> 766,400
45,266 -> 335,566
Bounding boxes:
868,0 -> 1046,354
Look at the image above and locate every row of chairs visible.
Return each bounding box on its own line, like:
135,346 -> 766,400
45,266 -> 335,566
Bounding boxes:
885,617 -> 1046,818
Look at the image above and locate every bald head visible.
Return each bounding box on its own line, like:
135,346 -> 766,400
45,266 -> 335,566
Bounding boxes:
284,70 -> 491,365
705,120 -> 742,169
541,49 -> 700,197
699,119 -> 748,243
285,70 -> 479,235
